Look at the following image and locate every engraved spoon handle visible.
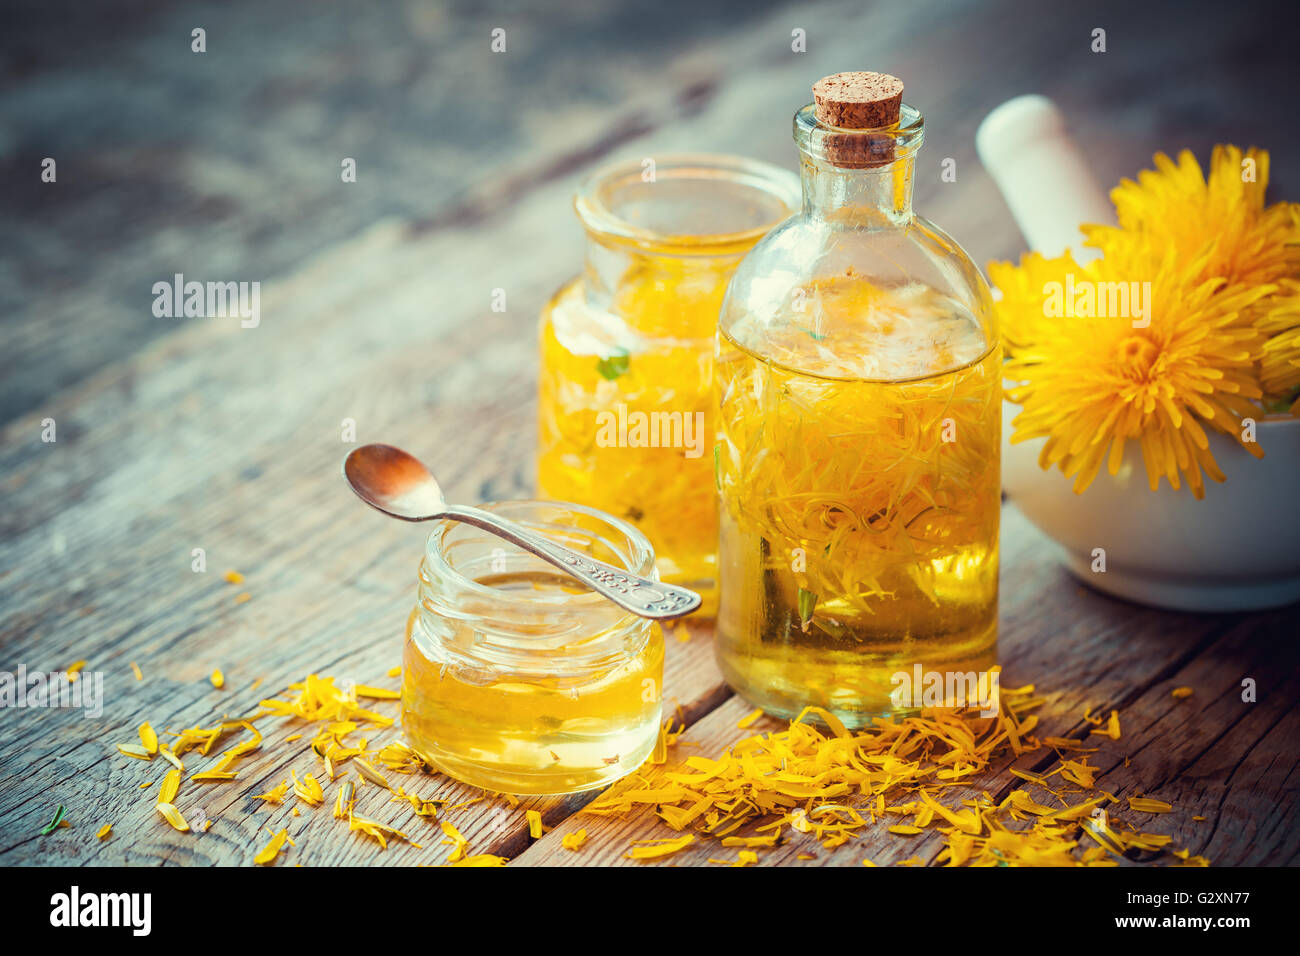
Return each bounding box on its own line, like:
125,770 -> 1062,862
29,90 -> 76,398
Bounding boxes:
445,505 -> 701,620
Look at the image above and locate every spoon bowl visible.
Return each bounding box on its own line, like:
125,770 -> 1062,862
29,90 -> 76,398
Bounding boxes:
344,443 -> 450,521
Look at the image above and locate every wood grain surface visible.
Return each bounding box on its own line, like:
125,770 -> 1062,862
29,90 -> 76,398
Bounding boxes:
1,0 -> 1296,866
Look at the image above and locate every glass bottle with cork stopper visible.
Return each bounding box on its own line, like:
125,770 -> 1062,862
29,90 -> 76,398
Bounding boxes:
714,72 -> 1001,726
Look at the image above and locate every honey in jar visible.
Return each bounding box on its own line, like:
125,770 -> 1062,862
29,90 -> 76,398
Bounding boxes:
401,501 -> 664,795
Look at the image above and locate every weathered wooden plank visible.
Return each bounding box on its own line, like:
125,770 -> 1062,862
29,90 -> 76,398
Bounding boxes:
0,0 -> 794,419
1067,617 -> 1300,867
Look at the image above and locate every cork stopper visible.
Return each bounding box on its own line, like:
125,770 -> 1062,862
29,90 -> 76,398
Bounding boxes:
813,72 -> 903,129
811,71 -> 904,168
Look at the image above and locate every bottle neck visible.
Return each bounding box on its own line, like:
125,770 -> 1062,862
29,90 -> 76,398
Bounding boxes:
799,152 -> 916,226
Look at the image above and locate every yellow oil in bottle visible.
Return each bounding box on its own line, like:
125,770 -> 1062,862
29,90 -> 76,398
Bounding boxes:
401,571 -> 664,795
714,279 -> 1000,726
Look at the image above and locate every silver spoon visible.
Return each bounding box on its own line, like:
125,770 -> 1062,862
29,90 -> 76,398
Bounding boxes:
343,444 -> 701,620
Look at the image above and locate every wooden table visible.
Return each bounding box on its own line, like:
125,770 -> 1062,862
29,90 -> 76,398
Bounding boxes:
2,0 -> 1297,867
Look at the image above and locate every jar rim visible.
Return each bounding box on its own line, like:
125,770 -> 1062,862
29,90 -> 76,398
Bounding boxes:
573,153 -> 801,256
422,499 -> 657,614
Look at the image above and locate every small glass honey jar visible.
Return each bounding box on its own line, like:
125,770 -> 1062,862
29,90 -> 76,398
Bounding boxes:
401,500 -> 664,795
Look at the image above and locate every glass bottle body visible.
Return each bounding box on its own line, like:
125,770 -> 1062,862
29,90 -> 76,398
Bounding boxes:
714,106 -> 1001,726
537,156 -> 800,615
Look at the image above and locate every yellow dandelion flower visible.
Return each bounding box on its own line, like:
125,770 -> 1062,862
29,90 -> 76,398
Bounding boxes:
1255,279 -> 1300,405
1087,146 -> 1300,408
996,243 -> 1266,496
993,144 -> 1300,495
1088,147 -> 1298,293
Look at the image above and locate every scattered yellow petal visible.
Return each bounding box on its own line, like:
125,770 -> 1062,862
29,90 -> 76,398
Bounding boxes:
438,818 -> 473,861
403,791 -> 440,818
223,570 -> 244,584
138,722 -> 159,755
526,809 -> 545,839
130,662 -> 143,681
1171,687 -> 1194,699
628,835 -> 695,860
258,673 -> 393,727
159,748 -> 183,772
96,824 -> 112,840
1090,710 -> 1121,739
254,828 -> 289,865
155,803 -> 189,832
561,829 -> 588,851
291,770 -> 324,805
158,769 -> 181,805
234,592 -> 251,604
737,708 -> 764,729
1127,797 -> 1173,814
710,850 -> 759,866
353,759 -> 391,790
210,669 -> 224,689
191,769 -> 239,782
254,780 -> 290,804
66,660 -> 87,681
585,691 -> 1196,867
334,782 -> 355,819
452,854 -> 508,867
354,685 -> 399,700
350,813 -> 409,850
440,820 -> 466,843
386,666 -> 402,678
721,831 -> 781,848
444,797 -> 484,813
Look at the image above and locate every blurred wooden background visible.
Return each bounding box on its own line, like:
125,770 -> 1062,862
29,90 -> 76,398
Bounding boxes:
1,0 -> 1296,866
3,0 -> 1298,420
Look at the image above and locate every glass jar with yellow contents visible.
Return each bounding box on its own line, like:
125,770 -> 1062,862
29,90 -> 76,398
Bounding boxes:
401,500 -> 664,795
538,155 -> 800,615
715,73 -> 1001,726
